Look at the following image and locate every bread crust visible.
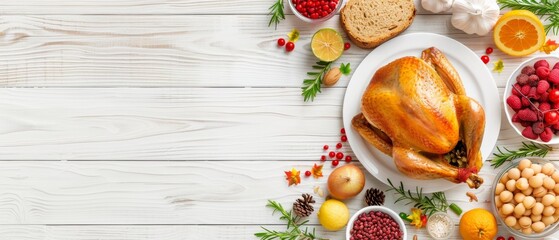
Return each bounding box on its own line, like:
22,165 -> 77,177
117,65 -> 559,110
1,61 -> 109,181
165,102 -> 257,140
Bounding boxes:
340,0 -> 416,49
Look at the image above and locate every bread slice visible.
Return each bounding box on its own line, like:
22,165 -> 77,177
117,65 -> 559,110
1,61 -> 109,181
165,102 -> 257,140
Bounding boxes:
340,0 -> 416,49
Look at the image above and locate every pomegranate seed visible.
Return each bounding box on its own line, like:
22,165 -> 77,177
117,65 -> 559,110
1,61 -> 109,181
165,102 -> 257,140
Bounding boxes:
323,145 -> 329,150
336,152 -> 344,159
336,143 -> 342,149
329,151 -> 335,158
277,38 -> 285,47
305,170 -> 311,177
344,42 -> 351,50
320,155 -> 326,161
285,42 -> 295,52
340,128 -> 345,134
486,47 -> 493,54
345,156 -> 352,162
481,55 -> 489,64
341,135 -> 347,142
332,160 -> 339,166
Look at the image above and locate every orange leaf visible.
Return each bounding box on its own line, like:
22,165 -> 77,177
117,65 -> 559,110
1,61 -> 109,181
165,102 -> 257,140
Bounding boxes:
311,164 -> 323,179
541,39 -> 559,54
285,168 -> 301,186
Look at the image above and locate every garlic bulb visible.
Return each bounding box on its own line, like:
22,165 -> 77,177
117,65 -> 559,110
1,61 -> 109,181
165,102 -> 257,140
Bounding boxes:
451,0 -> 500,36
421,0 -> 454,13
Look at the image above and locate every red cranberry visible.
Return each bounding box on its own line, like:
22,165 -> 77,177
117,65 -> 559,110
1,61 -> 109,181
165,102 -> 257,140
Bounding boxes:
323,145 -> 329,150
336,152 -> 344,159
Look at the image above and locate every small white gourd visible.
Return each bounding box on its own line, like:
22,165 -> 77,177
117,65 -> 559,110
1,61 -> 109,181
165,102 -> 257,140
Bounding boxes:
451,0 -> 500,36
421,0 -> 454,14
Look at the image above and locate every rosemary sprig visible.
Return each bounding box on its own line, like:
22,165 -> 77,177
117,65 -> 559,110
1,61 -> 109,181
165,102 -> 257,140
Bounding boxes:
387,179 -> 449,216
498,0 -> 559,34
302,61 -> 333,102
268,0 -> 285,29
491,142 -> 552,168
255,200 -> 328,240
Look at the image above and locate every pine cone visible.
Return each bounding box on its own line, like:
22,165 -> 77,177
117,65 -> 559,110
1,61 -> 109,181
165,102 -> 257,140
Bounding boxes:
365,188 -> 385,206
293,193 -> 315,217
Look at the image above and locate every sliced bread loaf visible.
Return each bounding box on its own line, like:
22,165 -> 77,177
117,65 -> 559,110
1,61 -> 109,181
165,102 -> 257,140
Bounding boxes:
340,0 -> 416,49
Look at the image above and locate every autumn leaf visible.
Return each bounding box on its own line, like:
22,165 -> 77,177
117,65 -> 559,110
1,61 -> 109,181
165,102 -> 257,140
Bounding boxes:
311,164 -> 323,179
287,28 -> 300,42
284,168 -> 301,186
541,39 -> 558,54
407,208 -> 425,228
493,59 -> 504,74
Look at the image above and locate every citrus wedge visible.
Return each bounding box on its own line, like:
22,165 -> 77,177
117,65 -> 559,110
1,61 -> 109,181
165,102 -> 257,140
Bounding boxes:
311,28 -> 344,62
493,10 -> 546,57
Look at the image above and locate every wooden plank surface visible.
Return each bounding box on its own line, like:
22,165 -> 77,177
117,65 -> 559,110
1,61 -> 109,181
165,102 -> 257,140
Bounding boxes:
0,14 -> 532,88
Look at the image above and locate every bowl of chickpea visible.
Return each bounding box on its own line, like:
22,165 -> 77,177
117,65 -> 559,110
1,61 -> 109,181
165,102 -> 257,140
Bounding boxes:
492,157 -> 559,238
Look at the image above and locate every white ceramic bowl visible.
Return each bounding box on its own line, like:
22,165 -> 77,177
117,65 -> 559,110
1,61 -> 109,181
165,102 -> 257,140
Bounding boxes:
288,0 -> 344,23
345,206 -> 407,240
503,56 -> 559,144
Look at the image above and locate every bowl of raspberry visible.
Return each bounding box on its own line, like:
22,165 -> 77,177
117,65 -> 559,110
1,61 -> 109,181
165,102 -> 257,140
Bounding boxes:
504,56 -> 559,144
346,206 -> 407,240
288,0 -> 343,23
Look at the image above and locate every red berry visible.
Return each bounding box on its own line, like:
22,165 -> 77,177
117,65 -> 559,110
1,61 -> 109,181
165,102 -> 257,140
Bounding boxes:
329,151 -> 335,158
536,67 -> 550,80
323,145 -> 329,150
496,237 -> 505,240
534,59 -> 550,69
550,89 -> 559,103
336,152 -> 344,159
305,170 -> 311,177
345,156 -> 352,162
336,143 -> 342,149
332,160 -> 339,166
481,55 -> 490,64
485,47 -> 493,54
340,128 -> 345,134
277,38 -> 286,46
545,111 -> 559,125
341,135 -> 347,142
344,42 -> 351,50
320,155 -> 326,161
285,42 -> 295,52
507,237 -> 515,240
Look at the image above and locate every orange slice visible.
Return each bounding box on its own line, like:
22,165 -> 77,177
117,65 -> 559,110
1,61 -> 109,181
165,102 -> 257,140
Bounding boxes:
311,28 -> 344,62
493,10 -> 546,57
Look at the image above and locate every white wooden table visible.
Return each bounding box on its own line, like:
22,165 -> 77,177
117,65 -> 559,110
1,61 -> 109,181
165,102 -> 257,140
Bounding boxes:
0,1 -> 557,239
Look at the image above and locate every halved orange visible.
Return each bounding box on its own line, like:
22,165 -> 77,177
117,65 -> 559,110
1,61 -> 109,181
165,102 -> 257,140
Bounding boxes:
493,10 -> 546,57
311,28 -> 344,62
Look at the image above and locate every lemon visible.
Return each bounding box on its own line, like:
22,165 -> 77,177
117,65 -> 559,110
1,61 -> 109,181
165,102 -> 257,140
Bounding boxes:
493,10 -> 546,57
311,28 -> 344,62
317,199 -> 349,231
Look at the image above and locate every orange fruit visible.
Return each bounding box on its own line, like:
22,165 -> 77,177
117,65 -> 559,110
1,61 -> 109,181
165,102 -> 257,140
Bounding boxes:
493,10 -> 546,56
459,208 -> 497,240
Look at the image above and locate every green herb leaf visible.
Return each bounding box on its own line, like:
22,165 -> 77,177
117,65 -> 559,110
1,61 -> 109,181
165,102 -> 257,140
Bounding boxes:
339,63 -> 351,76
387,179 -> 450,216
491,142 -> 552,168
498,0 -> 559,35
267,0 -> 285,29
302,61 -> 333,102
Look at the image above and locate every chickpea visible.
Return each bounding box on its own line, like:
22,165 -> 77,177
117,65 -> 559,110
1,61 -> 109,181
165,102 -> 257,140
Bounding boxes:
543,163 -> 556,176
506,179 -> 517,192
508,167 -> 521,180
529,175 -> 544,188
514,211 -> 524,219
501,203 -> 515,215
534,187 -> 548,198
522,187 -> 534,196
544,177 -> 557,190
522,227 -> 533,234
495,196 -> 503,208
505,215 -> 517,227
522,168 -> 535,179
500,190 -> 513,203
513,222 -> 522,230
543,194 -> 556,206
516,178 -> 529,191
552,172 -> 559,182
524,208 -> 532,216
514,193 -> 526,203
531,214 -> 542,222
523,196 -> 536,209
533,164 -> 543,174
515,203 -> 527,216
501,174 -> 510,184
519,216 -> 532,228
554,183 -> 559,194
532,221 -> 546,233
544,206 -> 556,216
519,158 -> 532,171
549,191 -> 557,196
543,215 -> 555,226
532,202 -> 544,215
553,196 -> 559,208
495,182 -> 505,195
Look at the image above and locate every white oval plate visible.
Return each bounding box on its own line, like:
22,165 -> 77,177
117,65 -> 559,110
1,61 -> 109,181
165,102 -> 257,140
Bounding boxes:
342,33 -> 501,193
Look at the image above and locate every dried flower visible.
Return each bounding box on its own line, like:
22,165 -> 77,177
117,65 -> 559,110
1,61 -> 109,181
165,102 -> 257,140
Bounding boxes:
285,168 -> 301,186
311,164 -> 323,179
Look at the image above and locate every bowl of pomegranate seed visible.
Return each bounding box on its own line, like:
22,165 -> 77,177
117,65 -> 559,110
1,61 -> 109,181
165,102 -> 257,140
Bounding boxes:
346,206 -> 407,240
288,0 -> 343,23
504,56 -> 559,144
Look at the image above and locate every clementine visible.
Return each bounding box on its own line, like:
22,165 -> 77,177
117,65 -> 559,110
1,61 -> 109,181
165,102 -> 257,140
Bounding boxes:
459,208 -> 497,240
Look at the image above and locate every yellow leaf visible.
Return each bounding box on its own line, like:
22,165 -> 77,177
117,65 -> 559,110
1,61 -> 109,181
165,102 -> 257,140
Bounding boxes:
287,28 -> 300,42
284,168 -> 301,186
540,39 -> 558,54
311,163 -> 323,179
493,59 -> 504,74
407,208 -> 424,228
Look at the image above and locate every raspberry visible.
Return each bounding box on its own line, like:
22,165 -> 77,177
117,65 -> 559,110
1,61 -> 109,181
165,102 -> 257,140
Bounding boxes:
512,113 -> 520,122
537,67 -> 550,80
521,97 -> 531,107
541,92 -> 549,102
522,126 -> 539,139
535,60 -> 550,69
512,83 -> 521,96
521,121 -> 531,127
528,74 -> 539,85
506,95 -> 522,110
540,127 -> 554,142
522,66 -> 536,75
516,74 -> 530,85
521,85 -> 531,95
528,87 -> 539,99
530,101 -> 539,111
553,122 -> 559,130
537,80 -> 550,94
554,62 -> 559,70
532,121 -> 545,134
549,69 -> 559,84
518,108 -> 538,122
539,102 -> 551,112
